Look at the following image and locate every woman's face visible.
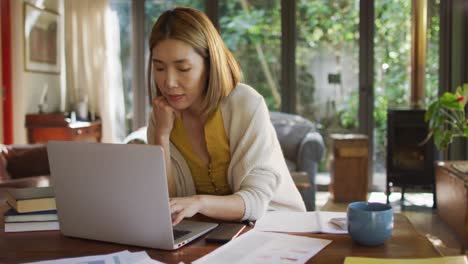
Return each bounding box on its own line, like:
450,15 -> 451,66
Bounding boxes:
152,38 -> 208,113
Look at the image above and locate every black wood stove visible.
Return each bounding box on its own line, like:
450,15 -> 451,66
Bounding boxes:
386,109 -> 437,208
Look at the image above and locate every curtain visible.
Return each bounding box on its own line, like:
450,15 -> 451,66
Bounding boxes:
64,0 -> 126,143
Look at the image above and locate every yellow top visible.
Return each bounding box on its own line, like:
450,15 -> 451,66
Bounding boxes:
170,109 -> 232,195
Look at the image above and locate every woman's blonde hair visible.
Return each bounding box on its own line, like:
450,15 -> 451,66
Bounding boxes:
147,7 -> 242,117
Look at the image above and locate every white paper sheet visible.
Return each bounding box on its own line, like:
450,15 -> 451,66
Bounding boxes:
25,250 -> 164,264
254,211 -> 348,234
193,230 -> 331,264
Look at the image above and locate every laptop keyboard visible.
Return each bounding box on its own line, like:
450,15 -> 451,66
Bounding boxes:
173,229 -> 191,240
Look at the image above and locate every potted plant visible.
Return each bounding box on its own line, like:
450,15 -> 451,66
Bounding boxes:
424,83 -> 468,149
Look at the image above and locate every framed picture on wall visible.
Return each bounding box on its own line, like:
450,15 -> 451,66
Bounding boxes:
24,3 -> 60,74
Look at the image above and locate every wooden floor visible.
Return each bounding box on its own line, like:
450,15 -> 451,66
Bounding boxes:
317,191 -> 466,256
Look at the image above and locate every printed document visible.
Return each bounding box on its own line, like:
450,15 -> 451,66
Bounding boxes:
193,230 -> 331,264
254,211 -> 348,234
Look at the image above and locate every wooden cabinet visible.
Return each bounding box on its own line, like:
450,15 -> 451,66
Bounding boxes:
25,113 -> 102,143
435,161 -> 468,246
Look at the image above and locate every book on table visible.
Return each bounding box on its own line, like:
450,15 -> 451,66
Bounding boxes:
4,209 -> 58,222
4,221 -> 60,232
2,186 -> 56,213
2,207 -> 60,233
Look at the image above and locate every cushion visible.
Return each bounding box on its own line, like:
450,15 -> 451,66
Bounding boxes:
124,127 -> 148,144
0,176 -> 50,189
4,144 -> 49,179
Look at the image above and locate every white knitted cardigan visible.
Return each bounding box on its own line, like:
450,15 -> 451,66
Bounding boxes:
147,83 -> 306,220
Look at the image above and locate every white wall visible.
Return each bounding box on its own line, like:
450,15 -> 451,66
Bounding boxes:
307,45 -> 359,119
11,0 -> 65,144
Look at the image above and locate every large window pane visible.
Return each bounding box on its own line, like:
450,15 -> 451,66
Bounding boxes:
296,0 -> 360,173
373,0 -> 439,190
219,1 -> 281,110
425,0 -> 440,103
374,0 -> 412,190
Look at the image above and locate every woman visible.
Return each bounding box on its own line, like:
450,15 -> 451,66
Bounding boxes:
147,7 -> 305,225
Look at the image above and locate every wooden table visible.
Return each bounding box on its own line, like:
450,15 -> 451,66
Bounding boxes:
0,205 -> 440,264
26,113 -> 102,143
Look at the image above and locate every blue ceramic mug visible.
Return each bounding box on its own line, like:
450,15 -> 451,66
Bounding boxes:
347,201 -> 393,246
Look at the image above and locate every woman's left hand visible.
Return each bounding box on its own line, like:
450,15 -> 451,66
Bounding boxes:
170,196 -> 202,226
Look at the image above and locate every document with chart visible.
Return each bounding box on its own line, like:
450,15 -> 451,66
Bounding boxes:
193,230 -> 331,264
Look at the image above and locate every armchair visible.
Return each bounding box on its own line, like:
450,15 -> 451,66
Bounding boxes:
0,144 -> 50,198
269,112 -> 325,211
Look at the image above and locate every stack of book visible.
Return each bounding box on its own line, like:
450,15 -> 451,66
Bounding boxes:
2,186 -> 59,232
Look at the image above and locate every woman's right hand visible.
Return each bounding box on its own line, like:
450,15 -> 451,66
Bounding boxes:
152,96 -> 178,136
151,96 -> 178,197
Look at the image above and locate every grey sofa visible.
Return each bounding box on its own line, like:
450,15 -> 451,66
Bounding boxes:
124,112 -> 325,211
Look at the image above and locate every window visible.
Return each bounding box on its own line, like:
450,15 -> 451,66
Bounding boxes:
426,0 -> 440,103
296,0 -> 360,172
111,1 -> 440,191
373,0 -> 439,190
219,1 -> 281,110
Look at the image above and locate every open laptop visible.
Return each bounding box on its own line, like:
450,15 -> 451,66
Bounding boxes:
47,141 -> 218,250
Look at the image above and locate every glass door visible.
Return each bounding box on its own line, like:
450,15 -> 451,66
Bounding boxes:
373,0 -> 439,190
295,0 -> 360,180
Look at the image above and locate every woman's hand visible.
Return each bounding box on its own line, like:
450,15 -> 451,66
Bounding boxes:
169,195 -> 245,225
152,96 -> 179,136
170,196 -> 203,226
152,96 -> 179,197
